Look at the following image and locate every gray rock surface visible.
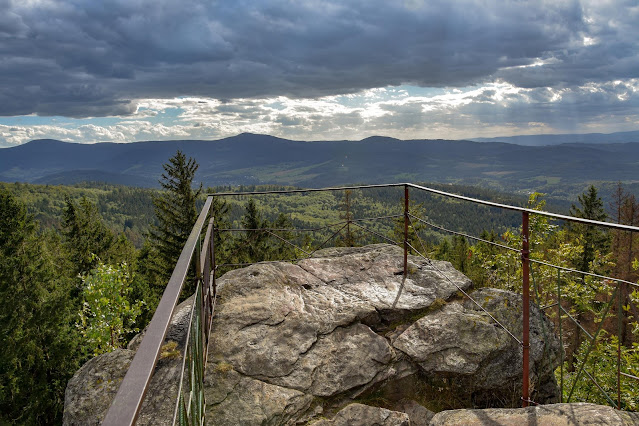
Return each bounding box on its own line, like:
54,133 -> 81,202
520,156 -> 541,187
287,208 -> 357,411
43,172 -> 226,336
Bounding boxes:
63,349 -> 134,426
64,244 -> 569,426
63,297 -> 193,426
393,287 -> 560,405
206,244 -> 560,424
310,404 -> 410,426
429,403 -> 639,425
394,399 -> 435,426
204,367 -> 314,425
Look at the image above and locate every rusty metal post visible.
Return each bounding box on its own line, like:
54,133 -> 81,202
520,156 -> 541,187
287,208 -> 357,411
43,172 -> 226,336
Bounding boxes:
617,281 -> 622,410
522,211 -> 530,407
212,222 -> 217,299
404,185 -> 409,278
557,269 -> 563,402
346,189 -> 351,247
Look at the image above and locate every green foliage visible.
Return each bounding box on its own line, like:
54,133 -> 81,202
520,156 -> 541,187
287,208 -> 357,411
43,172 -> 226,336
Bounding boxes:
468,189 -> 638,411
390,196 -> 428,253
149,150 -> 202,283
270,213 -> 297,260
0,189 -> 81,425
62,196 -> 116,277
78,261 -> 143,356
561,334 -> 639,410
235,198 -> 270,263
569,184 -> 610,276
230,199 -> 297,263
0,181 -> 157,247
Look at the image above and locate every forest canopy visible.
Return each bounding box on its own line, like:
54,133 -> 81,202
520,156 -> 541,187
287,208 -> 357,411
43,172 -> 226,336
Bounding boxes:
1,156 -> 638,423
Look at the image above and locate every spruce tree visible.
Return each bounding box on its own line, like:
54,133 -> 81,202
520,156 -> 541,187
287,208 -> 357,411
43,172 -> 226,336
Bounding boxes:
149,150 -> 202,283
569,184 -> 609,275
338,189 -> 356,247
0,189 -> 81,424
271,213 -> 296,260
62,196 -> 115,277
236,198 -> 269,263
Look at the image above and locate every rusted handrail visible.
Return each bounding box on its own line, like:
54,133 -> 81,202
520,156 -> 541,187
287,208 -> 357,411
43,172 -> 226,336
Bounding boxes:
407,182 -> 639,232
210,182 -> 639,232
105,182 -> 639,424
102,197 -> 213,426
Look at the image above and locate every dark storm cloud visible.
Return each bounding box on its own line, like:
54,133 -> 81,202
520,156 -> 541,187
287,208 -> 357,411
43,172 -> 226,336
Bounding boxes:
0,0 -> 635,117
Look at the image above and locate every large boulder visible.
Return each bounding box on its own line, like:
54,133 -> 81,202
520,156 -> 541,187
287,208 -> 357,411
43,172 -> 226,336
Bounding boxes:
205,244 -> 561,424
310,404 -> 410,426
429,403 -> 639,425
63,296 -> 194,425
392,288 -> 560,406
63,244 -> 566,425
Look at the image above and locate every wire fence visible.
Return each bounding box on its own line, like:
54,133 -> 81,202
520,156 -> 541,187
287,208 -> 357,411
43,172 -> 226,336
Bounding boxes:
102,183 -> 639,425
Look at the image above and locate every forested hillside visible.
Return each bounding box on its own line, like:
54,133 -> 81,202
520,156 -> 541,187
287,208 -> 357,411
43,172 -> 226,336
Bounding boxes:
1,180 -> 574,249
1,152 -> 638,424
3,135 -> 639,201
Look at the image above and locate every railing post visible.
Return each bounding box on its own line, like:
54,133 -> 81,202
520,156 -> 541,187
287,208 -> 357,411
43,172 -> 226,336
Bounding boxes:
557,269 -> 563,403
522,211 -> 530,407
346,189 -> 351,247
617,281 -> 622,410
404,185 -> 409,277
212,221 -> 216,299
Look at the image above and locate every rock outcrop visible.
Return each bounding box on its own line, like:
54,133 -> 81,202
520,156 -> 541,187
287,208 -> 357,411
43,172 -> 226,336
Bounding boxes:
64,244 -> 568,425
205,244 -> 561,424
310,404 -> 410,426
429,403 -> 639,425
62,296 -> 194,425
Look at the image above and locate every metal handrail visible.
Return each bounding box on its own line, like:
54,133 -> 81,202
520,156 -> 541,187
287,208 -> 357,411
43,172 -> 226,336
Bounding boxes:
209,182 -> 639,232
104,182 -> 639,424
102,197 -> 213,426
407,183 -> 639,232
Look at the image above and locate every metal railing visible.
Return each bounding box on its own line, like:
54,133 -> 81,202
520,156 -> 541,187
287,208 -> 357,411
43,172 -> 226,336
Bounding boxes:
102,183 -> 639,424
102,197 -> 216,426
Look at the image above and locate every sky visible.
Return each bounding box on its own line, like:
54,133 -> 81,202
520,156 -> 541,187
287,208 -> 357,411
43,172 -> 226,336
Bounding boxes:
0,0 -> 638,147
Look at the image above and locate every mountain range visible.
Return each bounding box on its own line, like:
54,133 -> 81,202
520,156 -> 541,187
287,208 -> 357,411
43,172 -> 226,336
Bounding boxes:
1,133 -> 639,198
470,130 -> 639,146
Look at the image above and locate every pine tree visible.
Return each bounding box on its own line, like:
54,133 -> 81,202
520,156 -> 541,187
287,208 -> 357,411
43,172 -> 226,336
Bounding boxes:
0,189 -> 81,424
270,213 -> 296,260
236,198 -> 269,263
451,235 -> 470,273
149,151 -> 202,283
62,196 -> 115,277
569,184 -> 609,276
338,189 -> 356,247
567,185 -> 609,367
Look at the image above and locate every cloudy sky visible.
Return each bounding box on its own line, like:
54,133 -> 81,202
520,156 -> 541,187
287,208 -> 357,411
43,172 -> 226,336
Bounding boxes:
0,0 -> 638,147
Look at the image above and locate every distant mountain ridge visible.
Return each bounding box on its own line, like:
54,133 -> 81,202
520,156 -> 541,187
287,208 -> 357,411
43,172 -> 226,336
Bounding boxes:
470,130 -> 639,146
1,133 -> 639,197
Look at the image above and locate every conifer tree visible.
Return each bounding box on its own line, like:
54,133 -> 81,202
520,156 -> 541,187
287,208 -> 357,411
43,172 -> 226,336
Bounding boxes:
338,189 -> 356,247
271,213 -> 296,260
451,235 -> 470,273
0,189 -> 81,424
569,184 -> 609,276
62,196 -> 115,277
149,150 -> 202,283
236,198 -> 269,262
